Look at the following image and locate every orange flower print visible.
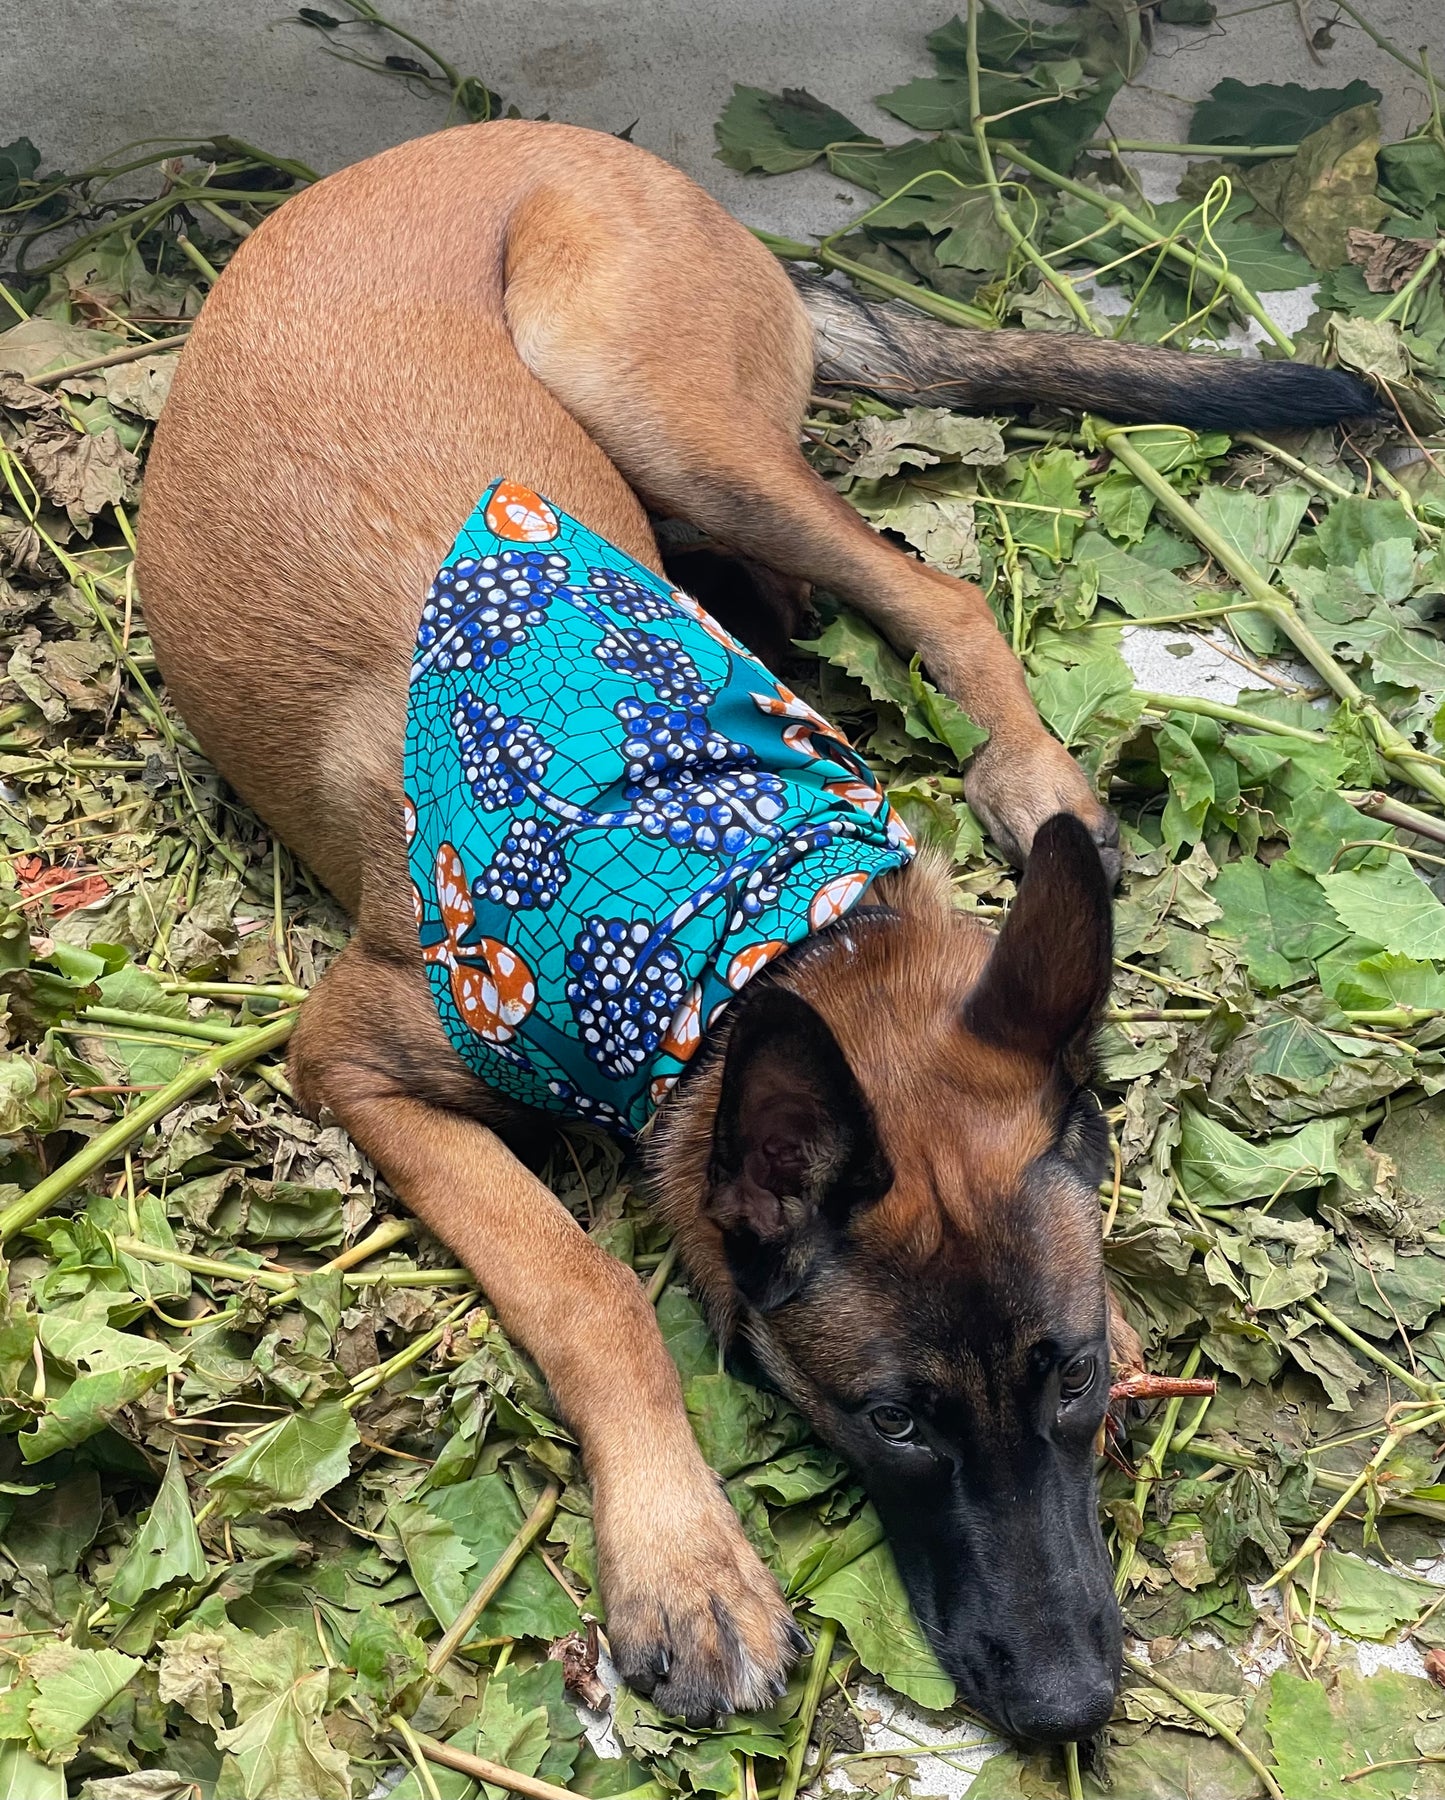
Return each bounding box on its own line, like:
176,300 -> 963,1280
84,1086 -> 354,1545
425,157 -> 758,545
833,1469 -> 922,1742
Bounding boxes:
661,982 -> 704,1061
809,870 -> 873,931
724,941 -> 787,990
484,482 -> 560,543
425,843 -> 537,1043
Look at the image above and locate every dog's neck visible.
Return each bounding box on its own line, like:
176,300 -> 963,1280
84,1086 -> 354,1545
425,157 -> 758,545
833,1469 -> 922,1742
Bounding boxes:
643,851 -> 992,1345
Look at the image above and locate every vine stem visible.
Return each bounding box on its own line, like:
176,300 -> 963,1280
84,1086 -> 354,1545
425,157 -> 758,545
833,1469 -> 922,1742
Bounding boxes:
1235,432 -> 1355,500
423,1480 -> 563,1681
755,227 -> 995,330
966,0 -> 1099,333
1137,691 -> 1325,742
778,1618 -> 838,1800
1122,1652 -> 1284,1800
0,1015 -> 297,1242
994,143 -> 1295,353
1096,424 -> 1445,807
1260,1403 -> 1445,1592
1062,1741 -> 1084,1800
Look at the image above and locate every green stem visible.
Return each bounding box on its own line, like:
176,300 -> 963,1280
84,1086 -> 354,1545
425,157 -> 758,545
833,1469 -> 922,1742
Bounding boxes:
1063,1742 -> 1084,1800
1122,1653 -> 1284,1800
1262,1404 -> 1445,1591
1097,424 -> 1445,807
1236,432 -> 1355,500
1375,241 -> 1445,326
423,1480 -> 563,1679
1105,140 -> 1302,158
0,1015 -> 297,1242
1137,691 -> 1326,742
1115,1343 -> 1202,1597
1302,1296 -> 1438,1399
997,143 -> 1294,352
778,1618 -> 838,1800
77,1004 -> 293,1045
967,0 -> 1099,333
757,228 -> 994,330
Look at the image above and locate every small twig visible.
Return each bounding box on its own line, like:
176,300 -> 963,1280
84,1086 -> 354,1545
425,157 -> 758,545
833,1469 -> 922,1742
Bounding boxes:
1348,789 -> 1445,849
29,331 -> 192,386
388,1725 -> 585,1800
1109,1374 -> 1216,1403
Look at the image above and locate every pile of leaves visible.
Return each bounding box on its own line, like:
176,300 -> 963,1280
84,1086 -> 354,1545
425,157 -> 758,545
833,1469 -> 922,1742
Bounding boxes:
4,1 -> 1445,1796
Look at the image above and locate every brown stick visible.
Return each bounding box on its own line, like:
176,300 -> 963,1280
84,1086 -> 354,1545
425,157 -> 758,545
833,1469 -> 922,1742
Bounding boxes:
388,1725 -> 584,1800
29,331 -> 192,387
1109,1374 -> 1217,1403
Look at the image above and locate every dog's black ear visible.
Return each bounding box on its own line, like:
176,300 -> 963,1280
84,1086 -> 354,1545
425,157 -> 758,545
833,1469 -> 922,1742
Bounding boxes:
707,986 -> 891,1309
964,812 -> 1113,1064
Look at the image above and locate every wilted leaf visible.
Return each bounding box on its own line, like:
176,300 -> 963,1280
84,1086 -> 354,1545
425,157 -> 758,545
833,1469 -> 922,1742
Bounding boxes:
807,1543 -> 954,1709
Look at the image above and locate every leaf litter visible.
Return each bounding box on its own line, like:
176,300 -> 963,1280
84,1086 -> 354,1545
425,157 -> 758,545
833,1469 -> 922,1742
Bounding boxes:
4,2 -> 1445,1796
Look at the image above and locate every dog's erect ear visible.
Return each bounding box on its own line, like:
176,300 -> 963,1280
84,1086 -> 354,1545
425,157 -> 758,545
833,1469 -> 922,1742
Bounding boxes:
707,986 -> 891,1308
964,812 -> 1113,1064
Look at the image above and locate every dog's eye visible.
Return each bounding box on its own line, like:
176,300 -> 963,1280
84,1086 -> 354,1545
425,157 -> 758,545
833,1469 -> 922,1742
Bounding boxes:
871,1405 -> 915,1442
1060,1354 -> 1098,1402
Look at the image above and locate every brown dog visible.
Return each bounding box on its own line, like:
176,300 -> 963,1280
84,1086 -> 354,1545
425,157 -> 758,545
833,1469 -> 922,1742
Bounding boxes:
136,120 -> 1369,1739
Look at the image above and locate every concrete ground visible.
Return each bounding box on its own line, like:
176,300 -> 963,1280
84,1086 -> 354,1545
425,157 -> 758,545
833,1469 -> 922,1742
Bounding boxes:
7,1 -> 1443,241
8,1 -> 1445,1793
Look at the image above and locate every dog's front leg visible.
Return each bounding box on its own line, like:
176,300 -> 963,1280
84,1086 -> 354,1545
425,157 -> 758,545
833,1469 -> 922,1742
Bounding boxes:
291,940 -> 799,1719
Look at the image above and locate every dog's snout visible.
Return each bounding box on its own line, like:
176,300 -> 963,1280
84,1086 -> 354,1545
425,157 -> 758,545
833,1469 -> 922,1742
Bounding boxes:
997,1654 -> 1118,1745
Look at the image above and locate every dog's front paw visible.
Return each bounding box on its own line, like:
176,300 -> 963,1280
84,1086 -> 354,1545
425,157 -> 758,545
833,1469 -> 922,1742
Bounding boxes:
597,1471 -> 804,1723
965,734 -> 1120,884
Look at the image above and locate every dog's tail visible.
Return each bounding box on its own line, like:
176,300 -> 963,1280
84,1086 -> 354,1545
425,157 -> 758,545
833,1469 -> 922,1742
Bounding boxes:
793,270 -> 1376,431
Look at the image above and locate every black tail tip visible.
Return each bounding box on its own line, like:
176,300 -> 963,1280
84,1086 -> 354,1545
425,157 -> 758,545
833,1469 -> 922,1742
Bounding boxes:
1172,360 -> 1381,432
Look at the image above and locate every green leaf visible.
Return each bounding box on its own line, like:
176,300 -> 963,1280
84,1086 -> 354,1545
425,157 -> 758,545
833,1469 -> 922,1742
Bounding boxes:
806,1541 -> 955,1709
1176,1106 -> 1345,1205
684,1371 -> 807,1477
1320,862 -> 1445,961
26,1646 -> 141,1762
1327,948 -> 1445,1011
1267,1664 -> 1432,1798
204,1400 -> 358,1518
1378,136 -> 1445,211
1194,483 -> 1310,578
715,85 -> 872,174
107,1446 -> 208,1614
1190,77 -> 1383,147
392,1501 -> 477,1631
798,612 -> 988,760
1207,856 -> 1348,988
423,1473 -> 578,1639
1029,657 -> 1142,756
0,1743 -> 64,1800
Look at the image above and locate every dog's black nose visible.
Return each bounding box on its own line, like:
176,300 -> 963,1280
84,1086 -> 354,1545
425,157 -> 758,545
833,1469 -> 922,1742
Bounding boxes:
1000,1670 -> 1118,1744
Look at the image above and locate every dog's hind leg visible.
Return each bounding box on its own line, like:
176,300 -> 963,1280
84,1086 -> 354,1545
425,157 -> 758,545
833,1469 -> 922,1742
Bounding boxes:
501,186 -> 1116,872
290,937 -> 800,1719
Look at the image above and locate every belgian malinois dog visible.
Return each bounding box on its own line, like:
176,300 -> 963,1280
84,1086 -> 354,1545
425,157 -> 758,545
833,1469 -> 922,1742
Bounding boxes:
136,120 -> 1371,1740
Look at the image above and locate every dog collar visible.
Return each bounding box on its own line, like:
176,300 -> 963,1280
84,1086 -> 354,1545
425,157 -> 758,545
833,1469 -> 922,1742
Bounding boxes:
403,479 -> 915,1138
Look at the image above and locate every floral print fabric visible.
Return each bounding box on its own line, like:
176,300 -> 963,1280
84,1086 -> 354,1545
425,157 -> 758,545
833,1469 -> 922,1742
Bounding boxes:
404,479 -> 915,1138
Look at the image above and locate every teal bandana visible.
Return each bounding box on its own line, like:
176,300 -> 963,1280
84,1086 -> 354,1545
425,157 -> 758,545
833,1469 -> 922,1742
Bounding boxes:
403,478 -> 915,1138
